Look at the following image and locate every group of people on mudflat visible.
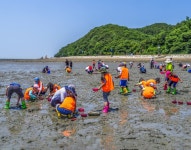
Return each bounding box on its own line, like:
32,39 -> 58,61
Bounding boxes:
3,57 -> 185,118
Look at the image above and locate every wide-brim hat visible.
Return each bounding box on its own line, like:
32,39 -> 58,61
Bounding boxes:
68,84 -> 77,96
100,67 -> 107,73
165,58 -> 172,63
119,62 -> 126,67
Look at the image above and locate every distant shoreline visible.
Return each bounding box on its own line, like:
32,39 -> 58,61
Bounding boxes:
0,54 -> 190,62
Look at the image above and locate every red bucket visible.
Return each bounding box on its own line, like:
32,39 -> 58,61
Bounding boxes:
92,88 -> 99,92
81,113 -> 87,117
178,101 -> 183,105
171,100 -> 177,104
78,108 -> 84,112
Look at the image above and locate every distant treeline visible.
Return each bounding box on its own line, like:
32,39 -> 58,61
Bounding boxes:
55,16 -> 191,57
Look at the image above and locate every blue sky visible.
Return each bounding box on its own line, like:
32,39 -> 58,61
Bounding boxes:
0,0 -> 190,59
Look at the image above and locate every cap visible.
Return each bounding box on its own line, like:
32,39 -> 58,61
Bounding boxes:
34,77 -> 40,83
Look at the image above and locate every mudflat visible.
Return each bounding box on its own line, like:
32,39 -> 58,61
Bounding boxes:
0,58 -> 191,150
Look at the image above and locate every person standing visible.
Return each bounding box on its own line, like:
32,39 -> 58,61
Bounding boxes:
165,58 -> 173,72
97,66 -> 114,113
69,60 -> 73,69
65,59 -> 69,67
164,58 -> 174,90
150,58 -> 154,69
166,72 -> 182,95
115,62 -> 130,94
92,60 -> 97,70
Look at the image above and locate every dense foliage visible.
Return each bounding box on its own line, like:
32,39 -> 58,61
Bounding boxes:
55,17 -> 191,57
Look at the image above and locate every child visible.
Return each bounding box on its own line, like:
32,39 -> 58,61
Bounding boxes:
145,78 -> 160,89
140,65 -> 146,73
97,67 -> 114,113
92,60 -> 97,70
115,62 -> 130,94
42,66 -> 50,73
141,86 -> 156,99
85,65 -> 93,74
4,82 -> 27,109
34,77 -> 46,96
24,84 -> 39,101
55,86 -> 77,118
46,82 -> 61,100
135,77 -> 160,90
166,72 -> 182,95
50,84 -> 77,107
134,78 -> 147,89
65,66 -> 72,73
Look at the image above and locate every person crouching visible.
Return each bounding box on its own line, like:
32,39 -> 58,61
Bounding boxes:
55,87 -> 77,118
141,86 -> 156,99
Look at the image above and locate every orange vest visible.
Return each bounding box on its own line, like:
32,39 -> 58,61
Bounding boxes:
37,81 -> 45,92
169,75 -> 180,83
66,67 -> 71,73
53,84 -> 61,93
24,87 -> 33,100
146,79 -> 156,87
142,86 -> 155,99
120,67 -> 129,80
139,80 -> 147,87
59,97 -> 76,112
102,73 -> 114,92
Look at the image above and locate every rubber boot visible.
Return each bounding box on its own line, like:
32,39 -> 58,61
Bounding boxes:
4,101 -> 10,109
171,88 -> 177,95
102,105 -> 109,113
166,87 -> 171,93
119,87 -> 123,94
122,87 -> 128,94
67,114 -> 72,119
126,86 -> 131,93
21,100 -> 27,109
56,105 -> 61,119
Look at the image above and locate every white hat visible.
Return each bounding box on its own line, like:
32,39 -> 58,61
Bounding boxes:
33,84 -> 39,88
165,58 -> 172,63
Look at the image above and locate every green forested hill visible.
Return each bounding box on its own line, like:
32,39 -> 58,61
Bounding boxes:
55,17 -> 191,57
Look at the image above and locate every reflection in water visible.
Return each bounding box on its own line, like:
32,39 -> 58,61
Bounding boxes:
62,129 -> 76,137
119,109 -> 128,126
5,110 -> 25,135
119,97 -> 128,126
163,106 -> 179,118
101,119 -> 116,150
141,99 -> 156,112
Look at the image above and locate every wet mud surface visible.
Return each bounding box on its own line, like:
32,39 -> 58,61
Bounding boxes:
0,61 -> 191,150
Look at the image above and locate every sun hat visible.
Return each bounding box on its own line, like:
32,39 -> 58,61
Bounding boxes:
68,84 -> 77,96
119,62 -> 126,67
100,66 -> 107,73
165,58 -> 172,63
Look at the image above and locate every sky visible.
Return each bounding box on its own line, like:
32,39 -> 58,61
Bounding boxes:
0,0 -> 191,59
